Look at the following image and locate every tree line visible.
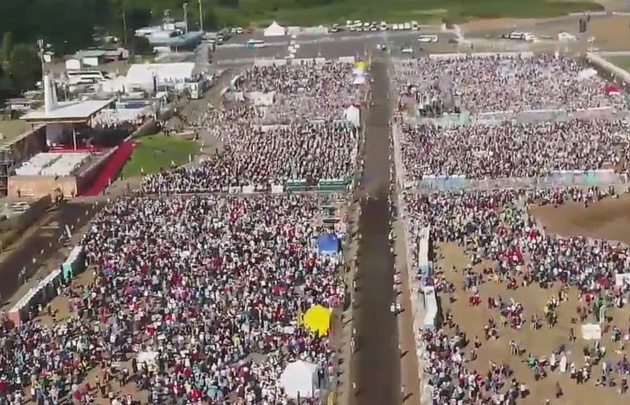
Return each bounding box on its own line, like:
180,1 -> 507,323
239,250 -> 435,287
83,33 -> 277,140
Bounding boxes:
0,0 -> 227,96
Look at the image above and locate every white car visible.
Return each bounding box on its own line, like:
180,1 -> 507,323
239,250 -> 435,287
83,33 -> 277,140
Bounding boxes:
418,35 -> 438,43
401,47 -> 413,54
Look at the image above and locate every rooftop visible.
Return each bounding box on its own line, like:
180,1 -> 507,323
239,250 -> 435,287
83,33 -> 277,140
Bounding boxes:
21,99 -> 114,123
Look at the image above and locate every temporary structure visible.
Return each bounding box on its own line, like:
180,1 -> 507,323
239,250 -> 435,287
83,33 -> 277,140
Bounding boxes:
264,21 -> 287,37
279,360 -> 318,398
344,105 -> 360,127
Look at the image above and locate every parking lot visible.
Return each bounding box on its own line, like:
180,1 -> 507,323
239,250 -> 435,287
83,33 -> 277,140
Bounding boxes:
212,30 -> 457,64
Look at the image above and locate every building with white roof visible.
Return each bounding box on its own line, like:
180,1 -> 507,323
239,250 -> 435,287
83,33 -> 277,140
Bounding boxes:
22,74 -> 115,124
125,62 -> 195,93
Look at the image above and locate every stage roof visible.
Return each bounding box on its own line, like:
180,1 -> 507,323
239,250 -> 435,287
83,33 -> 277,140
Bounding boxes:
21,99 -> 114,123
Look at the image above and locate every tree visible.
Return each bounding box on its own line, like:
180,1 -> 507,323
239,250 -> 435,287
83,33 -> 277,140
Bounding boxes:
131,36 -> 153,56
202,8 -> 219,31
8,44 -> 41,93
2,32 -> 14,62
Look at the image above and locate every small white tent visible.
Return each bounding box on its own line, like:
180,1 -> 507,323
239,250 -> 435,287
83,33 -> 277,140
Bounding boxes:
264,21 -> 287,37
279,360 -> 318,398
344,105 -> 360,127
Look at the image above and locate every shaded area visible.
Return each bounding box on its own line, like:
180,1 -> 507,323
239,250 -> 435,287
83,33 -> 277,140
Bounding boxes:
352,60 -> 399,405
0,201 -> 97,305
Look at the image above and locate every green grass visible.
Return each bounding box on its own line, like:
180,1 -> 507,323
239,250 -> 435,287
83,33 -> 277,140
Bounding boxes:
121,134 -> 198,178
606,56 -> 630,72
218,0 -> 603,26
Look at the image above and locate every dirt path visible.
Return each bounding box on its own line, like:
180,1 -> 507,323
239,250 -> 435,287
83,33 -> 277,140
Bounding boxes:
351,59 -> 400,405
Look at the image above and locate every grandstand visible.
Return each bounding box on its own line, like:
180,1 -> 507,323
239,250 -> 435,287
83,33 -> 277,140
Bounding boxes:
15,152 -> 92,177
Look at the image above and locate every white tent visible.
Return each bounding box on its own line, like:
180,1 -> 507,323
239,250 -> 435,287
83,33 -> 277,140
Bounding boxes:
344,105 -> 361,127
264,21 -> 287,37
279,360 -> 317,398
126,62 -> 195,92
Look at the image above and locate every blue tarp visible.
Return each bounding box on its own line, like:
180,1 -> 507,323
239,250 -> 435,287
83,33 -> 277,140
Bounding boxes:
317,233 -> 340,255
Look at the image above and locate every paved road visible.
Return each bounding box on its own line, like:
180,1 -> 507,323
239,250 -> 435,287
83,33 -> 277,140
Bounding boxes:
0,201 -> 98,306
351,59 -> 400,405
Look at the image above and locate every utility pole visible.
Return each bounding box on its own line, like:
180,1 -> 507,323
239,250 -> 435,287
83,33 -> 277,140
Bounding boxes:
198,0 -> 204,32
36,39 -> 45,75
183,3 -> 189,34
122,0 -> 128,45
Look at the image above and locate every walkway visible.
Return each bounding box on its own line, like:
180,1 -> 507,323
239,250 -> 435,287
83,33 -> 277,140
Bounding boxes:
351,60 -> 400,405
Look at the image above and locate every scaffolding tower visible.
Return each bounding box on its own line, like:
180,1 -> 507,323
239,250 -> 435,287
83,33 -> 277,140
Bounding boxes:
0,148 -> 15,197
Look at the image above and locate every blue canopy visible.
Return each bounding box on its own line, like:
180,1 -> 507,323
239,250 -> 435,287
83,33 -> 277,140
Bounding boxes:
317,233 -> 340,255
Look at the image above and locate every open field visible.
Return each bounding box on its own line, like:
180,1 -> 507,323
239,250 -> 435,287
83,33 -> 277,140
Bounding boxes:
120,134 -> 198,178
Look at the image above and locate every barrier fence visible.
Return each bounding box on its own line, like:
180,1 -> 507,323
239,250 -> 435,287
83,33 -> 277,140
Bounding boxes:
8,245 -> 86,326
401,170 -> 628,191
399,179 -> 439,403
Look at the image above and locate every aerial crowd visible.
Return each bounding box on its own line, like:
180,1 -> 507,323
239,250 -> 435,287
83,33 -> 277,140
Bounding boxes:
235,63 -> 362,122
141,61 -> 362,194
393,54 -> 630,404
398,119 -> 630,182
393,54 -> 626,113
1,195 -> 344,405
3,51 -> 630,405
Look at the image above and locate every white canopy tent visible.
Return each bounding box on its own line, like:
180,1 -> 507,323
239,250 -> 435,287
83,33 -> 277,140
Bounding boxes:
126,62 -> 195,92
344,105 -> 361,127
279,360 -> 318,399
264,21 -> 287,37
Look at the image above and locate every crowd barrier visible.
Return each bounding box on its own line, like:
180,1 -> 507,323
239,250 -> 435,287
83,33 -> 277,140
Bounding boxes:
411,170 -> 627,191
252,57 -> 356,67
8,245 -> 86,326
413,106 -> 626,126
392,125 -> 407,188
429,51 -> 534,60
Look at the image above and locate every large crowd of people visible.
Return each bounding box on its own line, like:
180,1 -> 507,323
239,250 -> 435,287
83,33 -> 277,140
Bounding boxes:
235,63 -> 362,121
393,54 -> 625,113
141,122 -> 358,194
397,119 -> 630,181
139,60 -> 362,194
402,187 -> 630,403
0,195 -> 344,404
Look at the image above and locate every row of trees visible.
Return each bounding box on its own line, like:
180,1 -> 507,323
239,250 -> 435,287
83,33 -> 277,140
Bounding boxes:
0,0 -> 223,54
0,0 -> 227,94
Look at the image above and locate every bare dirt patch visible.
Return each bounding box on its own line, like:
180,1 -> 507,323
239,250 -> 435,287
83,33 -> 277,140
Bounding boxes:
529,194 -> 630,244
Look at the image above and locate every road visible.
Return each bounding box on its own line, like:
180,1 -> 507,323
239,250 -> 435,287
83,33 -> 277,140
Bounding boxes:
0,201 -> 98,307
351,59 -> 400,405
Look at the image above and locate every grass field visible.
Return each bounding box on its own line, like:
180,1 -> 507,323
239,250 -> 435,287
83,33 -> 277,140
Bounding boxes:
121,135 -> 198,178
605,55 -> 630,71
222,0 -> 603,26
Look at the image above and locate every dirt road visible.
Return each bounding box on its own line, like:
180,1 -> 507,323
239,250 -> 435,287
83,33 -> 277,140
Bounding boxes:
0,201 -> 98,307
350,59 -> 400,405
